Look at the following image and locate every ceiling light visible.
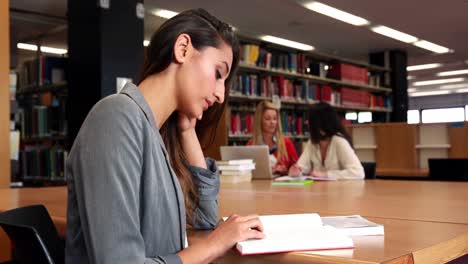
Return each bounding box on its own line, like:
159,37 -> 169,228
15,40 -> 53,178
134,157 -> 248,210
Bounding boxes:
407,63 -> 442,71
440,83 -> 468,90
456,88 -> 468,93
143,40 -> 150,47
260,35 -> 314,51
408,88 -> 416,92
371,25 -> 418,43
40,46 -> 67,55
151,8 -> 178,19
17,43 -> 38,51
413,78 -> 465,86
414,40 -> 451,54
409,90 -> 450,97
436,69 -> 468,77
303,1 -> 369,26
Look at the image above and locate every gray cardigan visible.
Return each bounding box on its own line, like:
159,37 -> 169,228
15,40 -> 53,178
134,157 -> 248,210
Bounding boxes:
65,83 -> 220,264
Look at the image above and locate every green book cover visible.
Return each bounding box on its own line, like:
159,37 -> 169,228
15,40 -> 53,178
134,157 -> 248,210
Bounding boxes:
271,179 -> 314,186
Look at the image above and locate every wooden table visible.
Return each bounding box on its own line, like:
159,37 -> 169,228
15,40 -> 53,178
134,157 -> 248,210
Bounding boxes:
1,180 -> 467,264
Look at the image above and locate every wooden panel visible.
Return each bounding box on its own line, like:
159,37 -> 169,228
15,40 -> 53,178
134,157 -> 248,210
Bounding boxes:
375,123 -> 418,170
376,169 -> 428,178
418,124 -> 449,145
352,126 -> 375,146
449,122 -> 468,158
0,1 -> 10,261
0,0 -> 10,189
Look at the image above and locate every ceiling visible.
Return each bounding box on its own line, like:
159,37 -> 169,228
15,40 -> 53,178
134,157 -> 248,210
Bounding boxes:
9,0 -> 468,93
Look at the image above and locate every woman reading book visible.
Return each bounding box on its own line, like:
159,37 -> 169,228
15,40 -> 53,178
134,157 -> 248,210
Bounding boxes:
289,102 -> 364,180
247,101 -> 298,175
66,9 -> 264,264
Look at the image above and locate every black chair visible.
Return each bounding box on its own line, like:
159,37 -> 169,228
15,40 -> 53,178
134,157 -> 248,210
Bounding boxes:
0,205 -> 64,264
361,162 -> 377,179
429,158 -> 468,181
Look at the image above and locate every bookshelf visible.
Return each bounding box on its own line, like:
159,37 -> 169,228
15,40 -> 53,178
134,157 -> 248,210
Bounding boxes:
12,56 -> 69,187
226,37 -> 393,151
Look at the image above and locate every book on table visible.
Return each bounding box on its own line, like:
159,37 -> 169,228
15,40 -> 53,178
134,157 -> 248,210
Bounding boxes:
271,179 -> 314,186
321,215 -> 384,236
226,213 -> 354,255
274,175 -> 337,182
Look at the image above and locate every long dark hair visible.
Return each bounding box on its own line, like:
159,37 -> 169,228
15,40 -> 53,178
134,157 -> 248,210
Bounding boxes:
138,9 -> 240,222
308,102 -> 353,148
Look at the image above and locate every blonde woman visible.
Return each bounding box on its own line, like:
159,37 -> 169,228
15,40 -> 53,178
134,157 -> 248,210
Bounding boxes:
247,101 -> 298,175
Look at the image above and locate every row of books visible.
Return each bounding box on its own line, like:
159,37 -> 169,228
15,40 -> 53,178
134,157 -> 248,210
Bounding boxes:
230,76 -> 390,109
18,56 -> 67,89
20,145 -> 68,179
241,44 -> 303,73
280,110 -> 308,137
232,74 -> 319,100
327,63 -> 369,86
239,44 -> 384,87
229,109 -> 310,139
19,103 -> 67,139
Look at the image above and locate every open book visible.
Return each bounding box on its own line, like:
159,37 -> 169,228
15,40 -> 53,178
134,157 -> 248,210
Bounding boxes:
229,213 -> 354,255
321,215 -> 384,236
275,175 -> 337,182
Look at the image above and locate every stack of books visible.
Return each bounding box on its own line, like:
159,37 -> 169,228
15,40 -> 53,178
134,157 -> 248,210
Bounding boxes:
217,159 -> 255,183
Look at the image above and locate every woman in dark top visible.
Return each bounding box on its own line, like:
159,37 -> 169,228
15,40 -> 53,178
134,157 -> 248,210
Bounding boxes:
66,9 -> 264,264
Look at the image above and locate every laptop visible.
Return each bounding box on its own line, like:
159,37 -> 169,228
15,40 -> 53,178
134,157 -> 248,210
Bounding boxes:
428,158 -> 468,181
220,145 -> 273,179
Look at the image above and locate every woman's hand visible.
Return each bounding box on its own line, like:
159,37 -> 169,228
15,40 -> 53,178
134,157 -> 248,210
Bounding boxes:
177,112 -> 197,132
205,214 -> 265,257
288,164 -> 303,176
273,164 -> 288,175
310,170 -> 327,178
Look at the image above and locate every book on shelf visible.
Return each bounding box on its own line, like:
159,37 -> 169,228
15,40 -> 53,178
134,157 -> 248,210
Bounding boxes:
321,215 -> 384,236
275,175 -> 337,182
18,56 -> 67,89
224,213 -> 354,255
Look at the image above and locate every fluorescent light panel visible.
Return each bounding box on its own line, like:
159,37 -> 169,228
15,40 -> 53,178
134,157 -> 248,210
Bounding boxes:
407,88 -> 416,92
371,25 -> 418,43
143,40 -> 150,47
260,35 -> 314,51
407,63 -> 442,71
456,88 -> 468,93
437,69 -> 468,77
440,83 -> 468,90
409,90 -> 450,97
413,77 -> 465,86
17,43 -> 38,51
303,1 -> 369,26
17,43 -> 67,54
414,40 -> 451,54
40,46 -> 67,54
152,8 -> 178,19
